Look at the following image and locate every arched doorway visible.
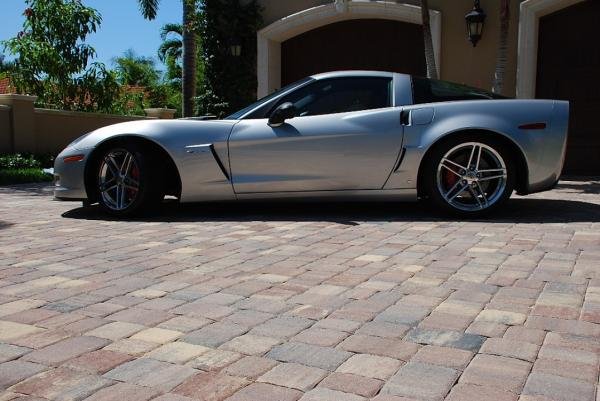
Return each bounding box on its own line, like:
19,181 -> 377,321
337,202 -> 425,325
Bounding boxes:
281,19 -> 426,86
257,2 -> 441,97
535,0 -> 600,174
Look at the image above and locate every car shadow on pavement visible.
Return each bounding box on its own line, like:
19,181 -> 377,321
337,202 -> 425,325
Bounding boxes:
61,197 -> 600,225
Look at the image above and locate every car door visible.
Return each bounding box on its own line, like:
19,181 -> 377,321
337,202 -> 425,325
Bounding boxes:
228,76 -> 405,193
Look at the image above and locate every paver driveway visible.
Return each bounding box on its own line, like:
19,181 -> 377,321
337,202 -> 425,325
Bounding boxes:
0,180 -> 599,401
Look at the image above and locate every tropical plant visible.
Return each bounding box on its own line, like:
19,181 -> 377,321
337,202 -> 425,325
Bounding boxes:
420,0 -> 438,79
0,54 -> 16,73
113,49 -> 160,87
199,0 -> 262,116
158,22 -> 205,92
137,0 -> 199,117
2,0 -> 120,112
492,0 -> 510,94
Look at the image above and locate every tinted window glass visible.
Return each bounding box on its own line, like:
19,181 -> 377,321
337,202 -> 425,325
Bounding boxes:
412,77 -> 507,104
272,77 -> 392,117
225,77 -> 314,120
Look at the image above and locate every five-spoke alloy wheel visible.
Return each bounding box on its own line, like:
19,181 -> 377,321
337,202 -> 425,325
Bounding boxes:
98,149 -> 140,211
424,136 -> 515,216
94,143 -> 164,216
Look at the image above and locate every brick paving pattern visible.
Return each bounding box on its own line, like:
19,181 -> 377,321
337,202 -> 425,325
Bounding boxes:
0,180 -> 599,401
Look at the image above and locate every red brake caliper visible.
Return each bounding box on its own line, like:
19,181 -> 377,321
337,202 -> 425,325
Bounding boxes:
444,168 -> 459,189
128,165 -> 140,198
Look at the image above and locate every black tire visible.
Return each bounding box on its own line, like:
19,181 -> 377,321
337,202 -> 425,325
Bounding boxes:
422,134 -> 516,217
94,143 -> 164,217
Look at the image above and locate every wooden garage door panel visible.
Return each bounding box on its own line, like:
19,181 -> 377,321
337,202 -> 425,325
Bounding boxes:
281,19 -> 426,86
536,0 -> 600,175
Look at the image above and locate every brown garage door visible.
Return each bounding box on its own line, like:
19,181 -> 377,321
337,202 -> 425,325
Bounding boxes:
536,0 -> 600,175
281,19 -> 426,86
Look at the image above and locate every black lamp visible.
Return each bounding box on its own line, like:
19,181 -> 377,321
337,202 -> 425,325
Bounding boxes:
465,0 -> 486,47
230,40 -> 242,57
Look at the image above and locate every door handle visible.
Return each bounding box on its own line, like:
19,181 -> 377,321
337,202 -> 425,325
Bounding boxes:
400,110 -> 411,126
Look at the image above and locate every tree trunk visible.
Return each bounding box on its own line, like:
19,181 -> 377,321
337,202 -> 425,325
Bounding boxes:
182,0 -> 197,117
492,0 -> 510,94
421,0 -> 438,79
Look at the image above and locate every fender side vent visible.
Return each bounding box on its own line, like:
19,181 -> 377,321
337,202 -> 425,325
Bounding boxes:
393,147 -> 406,173
209,145 -> 230,181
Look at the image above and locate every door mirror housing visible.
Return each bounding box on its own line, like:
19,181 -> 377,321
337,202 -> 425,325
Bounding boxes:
268,102 -> 296,127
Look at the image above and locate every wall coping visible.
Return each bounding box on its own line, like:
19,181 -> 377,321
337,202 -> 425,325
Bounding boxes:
0,94 -> 38,103
34,107 -> 154,120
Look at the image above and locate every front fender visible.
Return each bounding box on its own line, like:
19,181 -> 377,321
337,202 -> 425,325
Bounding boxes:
73,119 -> 239,202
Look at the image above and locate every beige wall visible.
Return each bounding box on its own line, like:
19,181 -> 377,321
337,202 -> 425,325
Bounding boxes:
0,95 -> 158,156
32,109 -> 152,155
258,0 -> 524,96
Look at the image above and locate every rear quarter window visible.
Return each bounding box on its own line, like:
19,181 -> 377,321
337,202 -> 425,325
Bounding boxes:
412,77 -> 508,104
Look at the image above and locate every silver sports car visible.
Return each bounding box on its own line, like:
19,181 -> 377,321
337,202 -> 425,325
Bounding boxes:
54,71 -> 570,217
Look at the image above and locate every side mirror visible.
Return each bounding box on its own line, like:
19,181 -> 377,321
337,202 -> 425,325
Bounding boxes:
268,102 -> 296,127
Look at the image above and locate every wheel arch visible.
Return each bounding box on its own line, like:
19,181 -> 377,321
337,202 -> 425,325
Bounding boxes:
84,135 -> 182,203
416,129 -> 529,197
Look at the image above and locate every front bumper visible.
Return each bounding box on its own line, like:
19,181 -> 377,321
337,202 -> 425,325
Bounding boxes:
53,147 -> 93,200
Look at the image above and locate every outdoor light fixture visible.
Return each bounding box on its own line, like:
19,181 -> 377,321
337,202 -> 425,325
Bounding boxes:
230,42 -> 242,57
465,0 -> 486,47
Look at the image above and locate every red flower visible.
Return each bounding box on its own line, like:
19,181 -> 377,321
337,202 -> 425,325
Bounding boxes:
24,8 -> 34,18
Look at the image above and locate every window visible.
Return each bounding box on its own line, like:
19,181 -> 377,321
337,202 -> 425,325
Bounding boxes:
225,77 -> 314,120
412,76 -> 508,104
269,77 -> 392,118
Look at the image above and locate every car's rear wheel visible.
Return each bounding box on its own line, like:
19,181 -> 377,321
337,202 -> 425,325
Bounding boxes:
95,144 -> 163,216
423,136 -> 515,216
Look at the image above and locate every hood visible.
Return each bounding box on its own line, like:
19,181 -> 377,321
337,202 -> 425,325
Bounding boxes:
70,118 -> 238,151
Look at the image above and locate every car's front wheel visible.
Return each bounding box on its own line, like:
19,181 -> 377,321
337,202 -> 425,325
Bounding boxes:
95,144 -> 164,216
423,136 -> 515,217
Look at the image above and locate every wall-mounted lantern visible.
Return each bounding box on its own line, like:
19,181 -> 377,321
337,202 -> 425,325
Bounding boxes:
230,42 -> 242,57
465,0 -> 486,47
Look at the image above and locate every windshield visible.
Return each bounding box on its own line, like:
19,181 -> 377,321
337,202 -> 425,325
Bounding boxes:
225,77 -> 314,120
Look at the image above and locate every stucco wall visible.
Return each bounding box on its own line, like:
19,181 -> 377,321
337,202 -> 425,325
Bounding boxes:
257,0 -> 524,96
0,95 -> 159,155
33,109 -> 152,155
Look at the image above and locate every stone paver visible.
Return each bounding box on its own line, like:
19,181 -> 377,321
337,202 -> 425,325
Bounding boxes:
0,180 -> 599,400
0,360 -> 47,389
336,354 -> 402,380
381,361 -> 460,400
258,362 -> 327,391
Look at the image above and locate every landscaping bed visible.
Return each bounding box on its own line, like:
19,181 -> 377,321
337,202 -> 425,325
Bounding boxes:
0,153 -> 54,185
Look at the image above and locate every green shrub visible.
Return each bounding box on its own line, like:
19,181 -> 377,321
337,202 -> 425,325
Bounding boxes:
0,168 -> 52,185
0,153 -> 55,169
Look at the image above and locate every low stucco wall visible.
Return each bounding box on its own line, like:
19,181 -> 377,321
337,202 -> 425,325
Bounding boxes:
0,94 -> 169,155
0,106 -> 11,154
33,109 -> 152,155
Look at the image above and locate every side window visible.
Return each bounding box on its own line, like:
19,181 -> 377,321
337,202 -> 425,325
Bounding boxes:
272,77 -> 392,118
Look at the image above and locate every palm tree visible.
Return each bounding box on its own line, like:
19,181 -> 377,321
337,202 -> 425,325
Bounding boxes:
113,49 -> 159,87
158,23 -> 183,83
158,23 -> 183,63
421,0 -> 438,79
492,0 -> 510,94
137,0 -> 197,117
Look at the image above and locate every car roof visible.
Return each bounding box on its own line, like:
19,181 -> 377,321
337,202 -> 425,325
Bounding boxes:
310,70 -> 405,80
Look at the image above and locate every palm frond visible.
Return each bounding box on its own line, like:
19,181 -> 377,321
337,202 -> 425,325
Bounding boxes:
158,39 -> 183,62
160,23 -> 183,40
138,0 -> 160,20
